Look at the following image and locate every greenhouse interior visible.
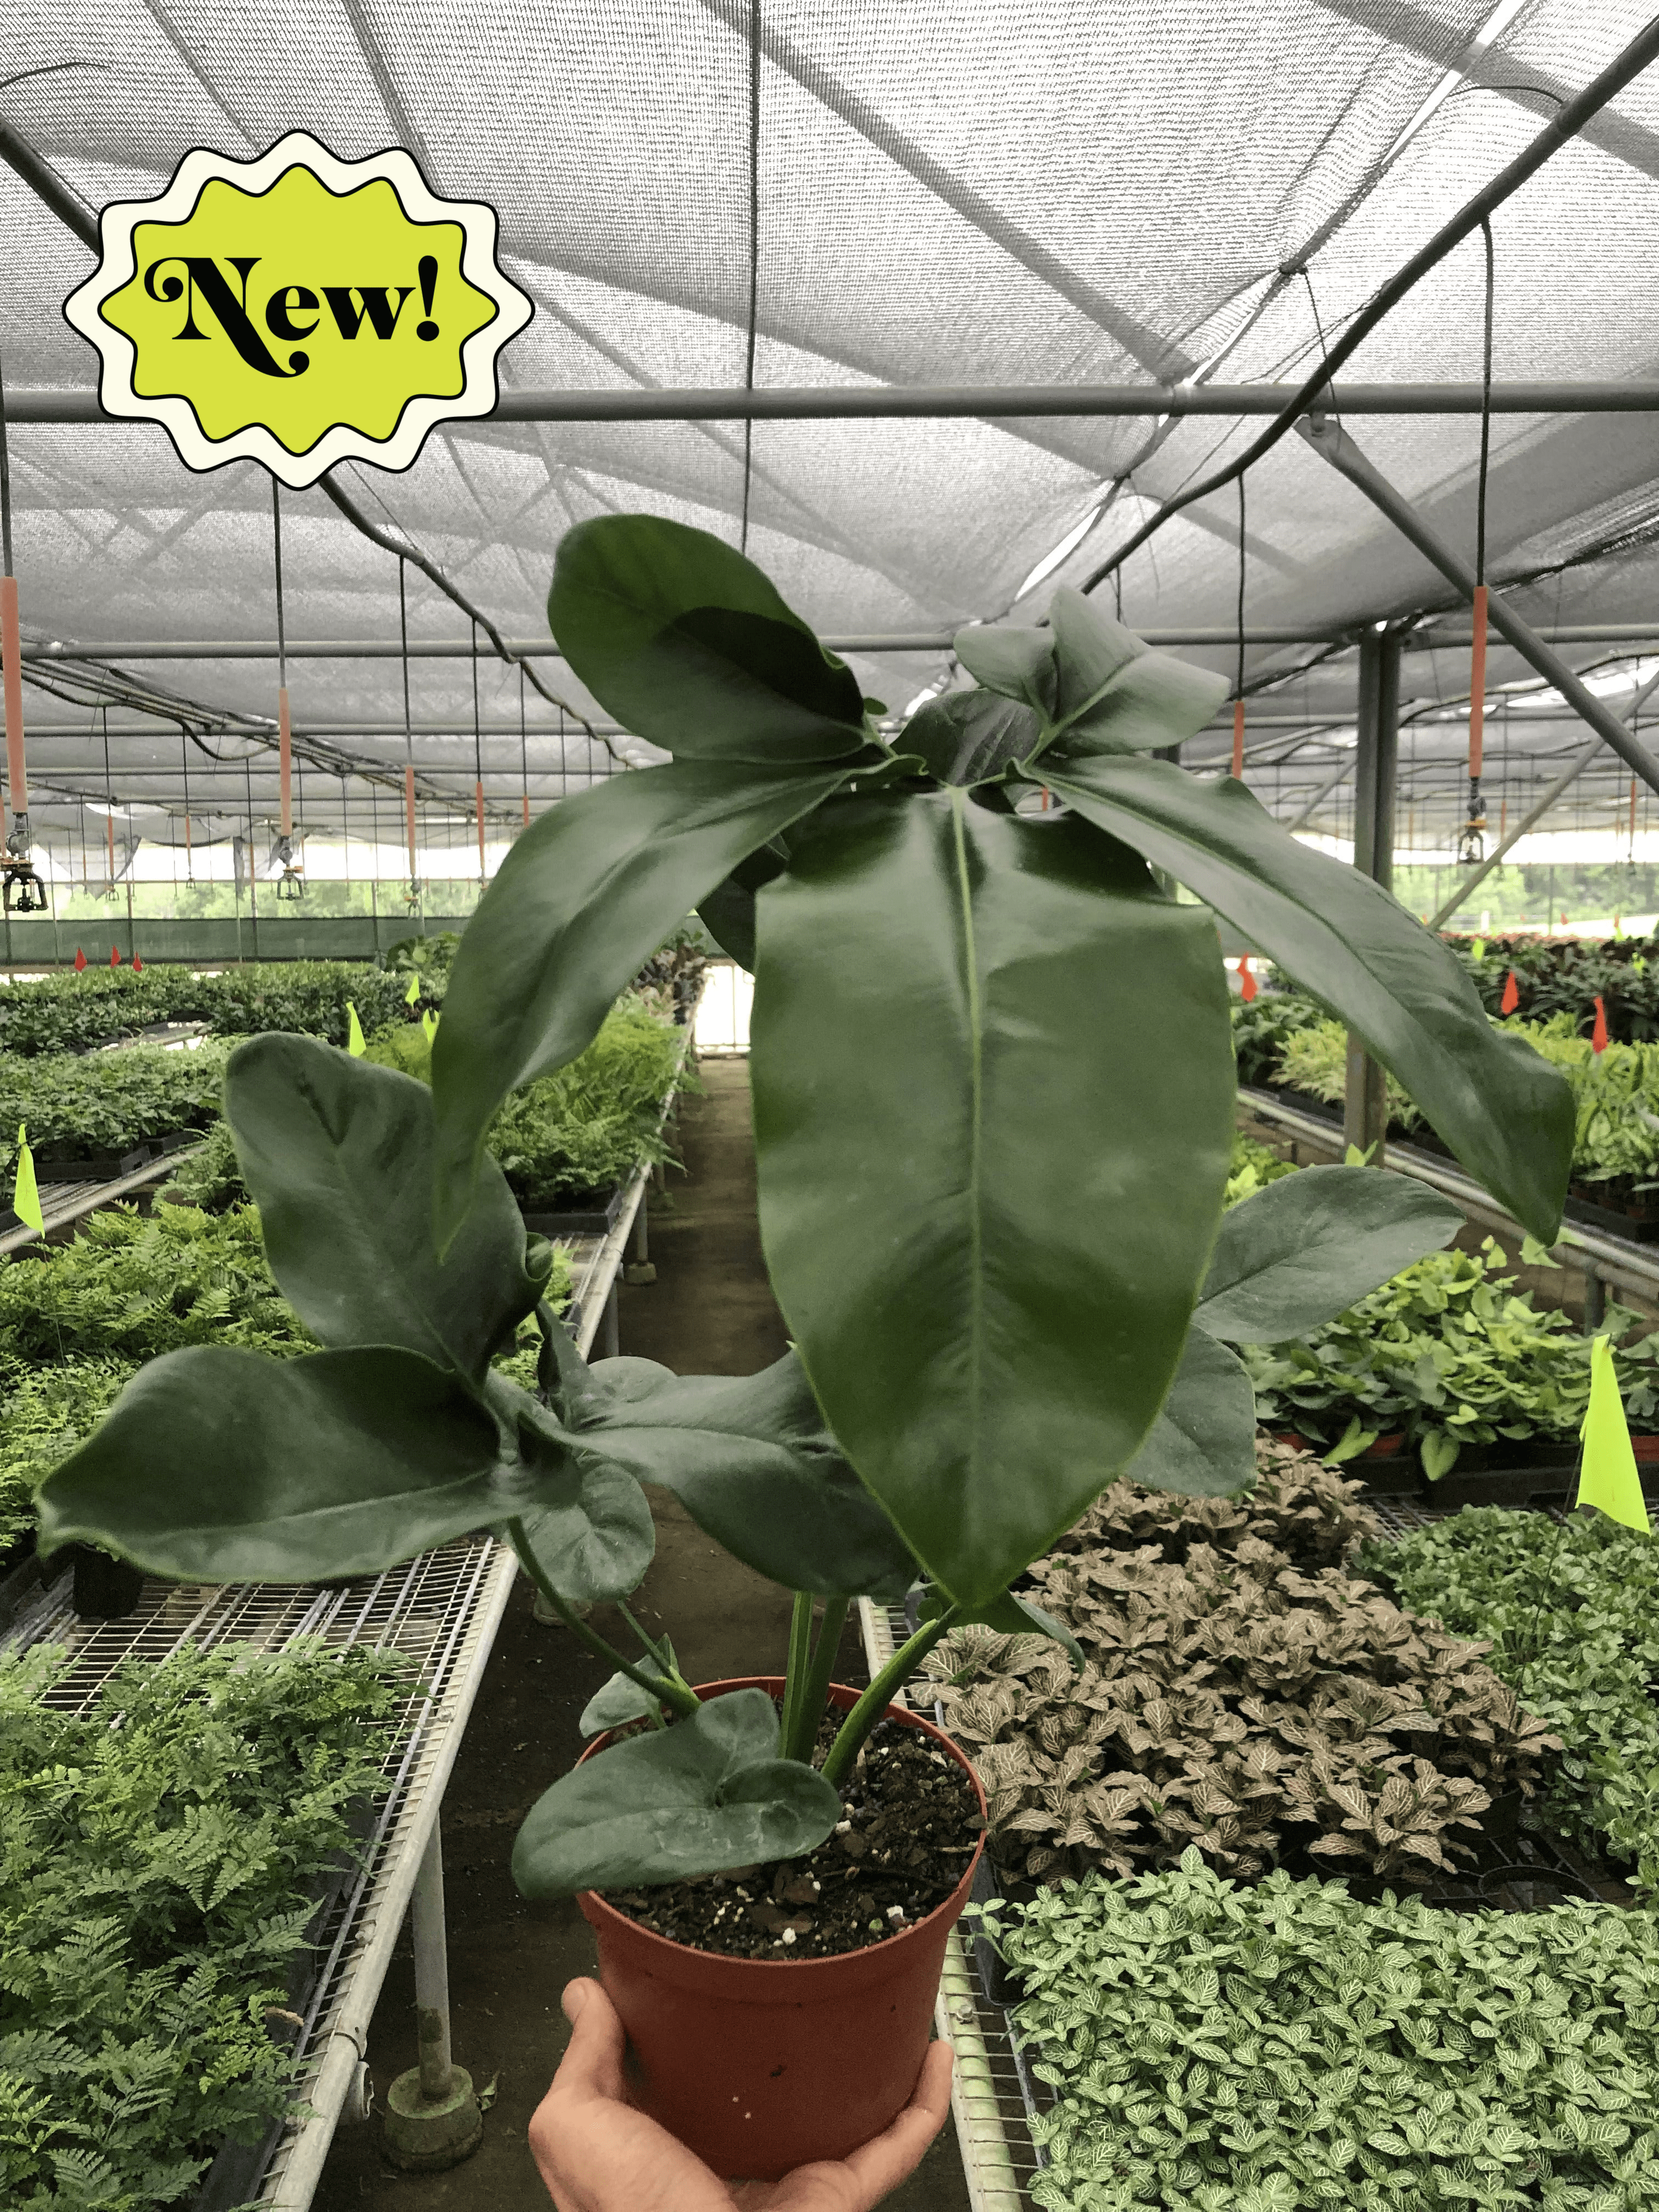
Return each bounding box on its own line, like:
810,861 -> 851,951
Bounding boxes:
8,5 -> 1659,2210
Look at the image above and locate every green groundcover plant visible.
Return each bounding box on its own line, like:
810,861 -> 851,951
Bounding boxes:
1229,986 -> 1326,1090
1369,1508 -> 1659,1898
0,1041 -> 236,1183
41,514 -> 1571,1908
1240,1239 -> 1659,1474
0,1637 -> 408,2209
0,1359 -> 138,1564
981,1850 -> 1659,2212
1454,927 -> 1659,1045
0,962 -> 413,1058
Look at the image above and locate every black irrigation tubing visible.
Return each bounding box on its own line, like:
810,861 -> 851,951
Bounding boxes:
1077,11 -> 1659,601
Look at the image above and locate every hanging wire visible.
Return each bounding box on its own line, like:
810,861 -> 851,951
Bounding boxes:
1230,475 -> 1246,778
1459,220 -> 1497,866
179,726 -> 193,885
739,0 -> 761,553
520,662 -> 531,829
100,706 -> 116,902
0,341 -> 47,910
471,615 -> 486,883
399,556 -> 419,911
272,482 -> 305,898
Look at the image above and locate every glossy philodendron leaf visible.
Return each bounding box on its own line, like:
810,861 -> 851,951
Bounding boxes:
430,756 -> 849,1244
39,1346 -> 505,1581
696,839 -> 791,971
549,515 -> 870,764
951,623 -> 1056,715
900,693 -> 1042,787
1121,1324 -> 1257,1498
1045,588 -> 1230,755
751,790 -> 1236,1607
1195,1165 -> 1465,1344
579,1669 -> 672,1739
1042,755 -> 1573,1243
564,1351 -> 918,1600
38,1347 -> 657,1599
512,1688 -> 840,1897
227,1034 -> 545,1384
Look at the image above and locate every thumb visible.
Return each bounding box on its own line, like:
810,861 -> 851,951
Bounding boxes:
555,1978 -> 628,2103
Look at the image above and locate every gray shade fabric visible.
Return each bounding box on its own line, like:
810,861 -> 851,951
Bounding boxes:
1,0 -> 1658,860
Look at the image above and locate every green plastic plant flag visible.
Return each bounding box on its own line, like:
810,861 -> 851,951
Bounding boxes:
12,1123 -> 44,1234
404,972 -> 421,1007
346,1002 -> 366,1057
1578,1335 -> 1651,1534
421,1010 -> 438,1045
1471,937 -> 1487,962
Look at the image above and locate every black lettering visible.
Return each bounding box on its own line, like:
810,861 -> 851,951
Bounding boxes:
265,284 -> 320,342
144,257 -> 207,338
150,257 -> 306,377
322,286 -> 415,340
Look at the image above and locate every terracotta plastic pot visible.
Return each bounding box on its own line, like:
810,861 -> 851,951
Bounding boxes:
1633,1435 -> 1659,1465
577,1674 -> 985,2180
1359,1433 -> 1406,1459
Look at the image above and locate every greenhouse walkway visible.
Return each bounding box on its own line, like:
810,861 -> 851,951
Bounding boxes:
313,1057 -> 970,2212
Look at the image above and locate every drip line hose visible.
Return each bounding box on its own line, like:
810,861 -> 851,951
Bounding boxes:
1231,473 -> 1246,780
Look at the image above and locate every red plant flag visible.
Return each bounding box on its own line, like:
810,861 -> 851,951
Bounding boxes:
72,947 -> 86,972
1578,1336 -> 1651,1534
110,946 -> 121,967
132,955 -> 143,972
1500,968 -> 1520,1015
1238,955 -> 1257,1003
1593,995 -> 1609,1053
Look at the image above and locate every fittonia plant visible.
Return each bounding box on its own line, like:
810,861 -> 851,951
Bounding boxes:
40,516 -> 1571,1899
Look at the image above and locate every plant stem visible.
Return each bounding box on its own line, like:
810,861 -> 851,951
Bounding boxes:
820,1606 -> 963,1791
787,1595 -> 850,1765
617,1598 -> 689,1689
505,1520 -> 701,1720
779,1590 -> 815,1759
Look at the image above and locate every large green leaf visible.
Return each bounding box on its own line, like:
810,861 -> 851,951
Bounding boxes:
1041,756 -> 1573,1243
549,516 -> 870,764
227,1034 -> 545,1384
696,840 -> 792,971
583,1352 -> 918,1599
1121,1324 -> 1257,1497
900,692 -> 1041,787
1196,1165 -> 1465,1344
430,755 -> 849,1245
497,1377 -> 657,1604
1046,589 -> 1230,754
751,789 -> 1237,1607
37,1346 -> 656,1597
512,1687 -> 840,1897
952,623 -> 1057,715
557,1351 -> 917,1600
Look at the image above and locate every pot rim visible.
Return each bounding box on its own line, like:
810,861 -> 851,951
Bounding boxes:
576,1674 -> 986,1974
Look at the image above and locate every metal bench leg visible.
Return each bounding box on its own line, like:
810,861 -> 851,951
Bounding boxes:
382,1816 -> 483,2171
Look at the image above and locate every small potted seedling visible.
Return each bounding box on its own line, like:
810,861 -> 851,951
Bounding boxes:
41,517 -> 1571,2178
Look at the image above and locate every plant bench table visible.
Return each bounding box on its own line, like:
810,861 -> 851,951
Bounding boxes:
0,1139 -> 206,1253
0,1188 -> 639,2210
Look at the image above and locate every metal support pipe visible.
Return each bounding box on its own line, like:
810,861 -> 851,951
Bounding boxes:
1426,664 -> 1659,928
9,382 -> 1659,426
409,1818 -> 453,2100
1298,418 -> 1659,800
1345,630 -> 1401,1164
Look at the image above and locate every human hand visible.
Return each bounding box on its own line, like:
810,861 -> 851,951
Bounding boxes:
529,1977 -> 954,2212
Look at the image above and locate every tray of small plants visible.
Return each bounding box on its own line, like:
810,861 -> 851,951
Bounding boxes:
920,1447 -> 1659,2211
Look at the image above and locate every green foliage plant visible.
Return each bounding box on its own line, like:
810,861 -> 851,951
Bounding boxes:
41,516 -> 1571,1909
981,1849 -> 1659,2212
0,961 -> 409,1057
0,1637 -> 407,2208
0,1040 -> 236,1182
926,1446 -> 1556,1887
0,1358 -> 138,1562
1229,983 -> 1326,1088
1370,1507 -> 1659,1896
1240,1238 -> 1659,1475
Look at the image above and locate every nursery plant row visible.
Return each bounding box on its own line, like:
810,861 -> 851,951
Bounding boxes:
1234,982 -> 1659,1238
932,1454 -> 1659,2212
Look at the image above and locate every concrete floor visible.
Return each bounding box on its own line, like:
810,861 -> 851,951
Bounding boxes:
313,1056 -> 970,2212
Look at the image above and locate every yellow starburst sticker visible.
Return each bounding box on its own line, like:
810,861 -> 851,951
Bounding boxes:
64,133 -> 532,486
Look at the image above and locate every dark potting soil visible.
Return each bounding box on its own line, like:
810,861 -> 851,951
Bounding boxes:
598,1713 -> 982,1960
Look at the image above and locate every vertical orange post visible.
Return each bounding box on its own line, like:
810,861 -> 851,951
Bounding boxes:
522,792 -> 531,828
278,686 -> 294,837
1231,698 -> 1245,780
2,574 -> 27,817
1468,584 -> 1488,782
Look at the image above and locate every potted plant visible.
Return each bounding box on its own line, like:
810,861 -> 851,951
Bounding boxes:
40,516 -> 1572,2179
